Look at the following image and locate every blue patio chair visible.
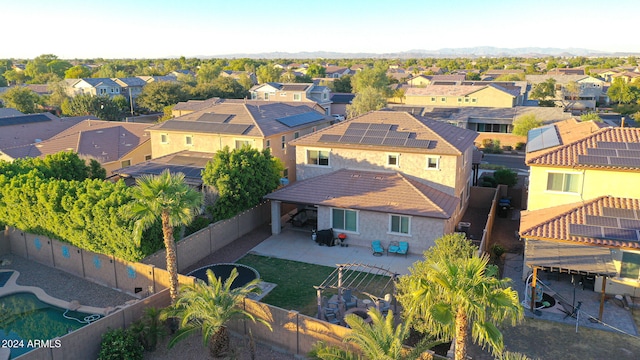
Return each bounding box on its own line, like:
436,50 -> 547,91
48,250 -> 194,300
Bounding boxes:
396,241 -> 409,257
387,241 -> 399,256
343,289 -> 358,310
371,240 -> 384,256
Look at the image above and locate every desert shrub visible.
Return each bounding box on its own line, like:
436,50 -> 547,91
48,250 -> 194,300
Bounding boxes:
98,328 -> 144,360
515,142 -> 526,151
493,168 -> 518,187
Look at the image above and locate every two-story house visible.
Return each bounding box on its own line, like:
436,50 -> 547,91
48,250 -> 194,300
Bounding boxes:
0,119 -> 152,174
146,99 -> 333,182
402,83 -> 524,108
64,78 -> 122,98
521,123 -> 640,298
526,74 -> 608,110
249,83 -> 332,114
265,110 -> 478,254
406,74 -> 466,87
112,77 -> 147,100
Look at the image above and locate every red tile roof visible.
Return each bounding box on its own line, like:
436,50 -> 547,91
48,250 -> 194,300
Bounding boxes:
265,168 -> 458,218
526,126 -> 640,169
520,196 -> 640,250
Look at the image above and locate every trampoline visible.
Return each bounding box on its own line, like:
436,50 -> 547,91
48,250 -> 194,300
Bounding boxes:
187,263 -> 260,290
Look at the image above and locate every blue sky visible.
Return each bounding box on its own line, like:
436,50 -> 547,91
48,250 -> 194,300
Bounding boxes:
4,0 -> 639,59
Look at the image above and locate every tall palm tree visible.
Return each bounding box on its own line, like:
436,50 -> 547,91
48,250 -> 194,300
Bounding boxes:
397,234 -> 523,360
309,308 -> 440,360
165,268 -> 272,358
127,169 -> 203,303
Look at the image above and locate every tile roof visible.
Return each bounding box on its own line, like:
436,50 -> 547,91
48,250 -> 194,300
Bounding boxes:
525,74 -> 593,85
113,77 -> 148,87
112,150 -> 212,186
151,100 -> 331,137
172,98 -> 221,111
405,83 -> 518,97
0,113 -> 87,149
525,118 -> 607,162
330,93 -> 355,104
2,120 -> 151,163
77,78 -> 120,87
265,168 -> 458,218
526,126 -> 640,169
520,196 -> 640,250
289,110 -> 477,155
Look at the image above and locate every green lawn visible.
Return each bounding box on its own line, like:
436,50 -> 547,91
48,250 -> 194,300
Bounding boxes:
236,254 -> 392,316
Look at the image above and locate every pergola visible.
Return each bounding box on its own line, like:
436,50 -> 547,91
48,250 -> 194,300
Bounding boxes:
313,263 -> 399,319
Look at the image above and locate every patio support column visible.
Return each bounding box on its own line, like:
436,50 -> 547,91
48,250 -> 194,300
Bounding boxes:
271,200 -> 281,235
530,266 -> 538,314
315,287 -> 323,319
599,275 -> 607,321
338,266 -> 344,310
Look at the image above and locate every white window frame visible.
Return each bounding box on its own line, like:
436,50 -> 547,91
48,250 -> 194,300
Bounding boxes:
426,156 -> 440,170
546,171 -> 581,193
120,159 -> 131,167
306,149 -> 330,166
160,134 -> 168,144
185,135 -> 193,146
235,139 -> 252,149
389,214 -> 411,236
387,153 -> 399,167
331,208 -> 358,233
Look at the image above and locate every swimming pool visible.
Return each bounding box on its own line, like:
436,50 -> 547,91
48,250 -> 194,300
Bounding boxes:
0,292 -> 101,359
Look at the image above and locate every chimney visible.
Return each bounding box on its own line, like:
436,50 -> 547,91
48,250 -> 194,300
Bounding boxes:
621,117 -> 625,128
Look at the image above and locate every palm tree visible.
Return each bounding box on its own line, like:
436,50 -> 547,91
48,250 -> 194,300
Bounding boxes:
309,308 -> 440,360
127,169 -> 203,303
397,234 -> 524,360
165,268 -> 272,358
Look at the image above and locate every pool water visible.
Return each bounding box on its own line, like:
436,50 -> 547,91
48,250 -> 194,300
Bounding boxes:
0,271 -> 13,287
0,292 -> 101,359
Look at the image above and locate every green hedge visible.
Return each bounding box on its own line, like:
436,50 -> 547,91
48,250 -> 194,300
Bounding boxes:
0,154 -> 163,261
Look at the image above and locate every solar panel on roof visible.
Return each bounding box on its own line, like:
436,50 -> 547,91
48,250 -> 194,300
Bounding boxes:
597,141 -> 627,149
276,112 -> 325,127
360,137 -> 384,145
348,123 -> 370,130
602,227 -> 639,241
569,224 -> 603,238
364,130 -> 388,137
340,135 -> 363,143
587,148 -> 617,157
344,128 -> 366,136
610,157 -> 640,168
620,218 -> 640,230
0,114 -> 51,127
319,134 -> 341,142
404,139 -> 431,148
526,124 -> 560,153
197,113 -> 231,123
618,150 -> 640,158
386,131 -> 410,139
382,138 -> 408,146
586,215 -> 619,227
578,155 -> 610,166
627,143 -> 640,150
368,123 -> 392,131
603,207 -> 637,219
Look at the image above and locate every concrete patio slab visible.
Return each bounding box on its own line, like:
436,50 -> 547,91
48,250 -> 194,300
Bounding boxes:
249,227 -> 424,275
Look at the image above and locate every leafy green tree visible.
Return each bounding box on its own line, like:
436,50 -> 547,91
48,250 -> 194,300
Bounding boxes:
191,77 -> 248,100
493,168 -> 518,187
3,69 -> 27,85
46,81 -> 71,110
351,66 -> 390,94
256,64 -> 281,83
46,59 -> 73,79
62,94 -> 121,120
64,65 -> 92,79
331,75 -> 353,93
126,170 -> 203,303
136,81 -> 190,112
0,86 -> 41,113
493,74 -> 525,81
608,78 -> 638,104
202,146 -> 283,221
396,233 -> 523,360
237,73 -> 254,90
580,112 -> 603,122
306,64 -> 326,78
529,78 -> 556,104
197,62 -> 223,84
346,87 -> 387,119
24,54 -> 59,79
511,113 -> 543,136
165,268 -> 271,358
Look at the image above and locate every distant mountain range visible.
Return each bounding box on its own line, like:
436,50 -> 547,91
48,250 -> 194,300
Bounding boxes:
200,47 -> 639,59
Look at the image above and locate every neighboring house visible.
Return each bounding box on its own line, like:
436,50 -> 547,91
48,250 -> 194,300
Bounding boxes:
64,78 -> 122,98
324,66 -> 352,78
113,77 -> 147,99
403,83 -> 524,108
220,70 -> 257,85
329,93 -> 355,116
482,69 -> 525,80
171,97 -> 221,117
520,123 -> 640,298
265,110 -> 478,254
406,74 -> 466,87
137,75 -> 178,83
0,112 -> 87,152
24,84 -> 51,96
590,69 -> 618,82
112,150 -> 211,187
0,119 -> 152,174
546,68 -> 585,76
611,72 -> 640,84
147,100 -> 334,182
250,82 -> 332,114
526,75 -> 608,110
525,125 -> 637,211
